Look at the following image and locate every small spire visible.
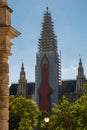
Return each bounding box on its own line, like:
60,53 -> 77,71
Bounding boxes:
46,4 -> 48,13
21,59 -> 24,70
79,58 -> 82,65
80,58 -> 81,62
21,59 -> 23,66
78,54 -> 82,64
78,58 -> 82,68
38,7 -> 57,52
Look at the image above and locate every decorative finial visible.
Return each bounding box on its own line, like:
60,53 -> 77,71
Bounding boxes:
46,4 -> 48,13
78,54 -> 82,65
21,59 -> 24,68
79,54 -> 81,61
21,59 -> 24,70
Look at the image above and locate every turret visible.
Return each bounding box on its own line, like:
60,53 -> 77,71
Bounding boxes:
76,58 -> 86,94
17,62 -> 28,98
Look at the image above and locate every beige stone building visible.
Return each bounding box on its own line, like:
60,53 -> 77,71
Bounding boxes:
0,0 -> 20,130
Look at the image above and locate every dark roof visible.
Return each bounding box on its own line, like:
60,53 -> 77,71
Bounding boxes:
61,80 -> 76,95
10,83 -> 18,96
10,82 -> 35,96
10,80 -> 76,98
27,83 -> 35,95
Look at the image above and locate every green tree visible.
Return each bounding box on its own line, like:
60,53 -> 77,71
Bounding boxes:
9,96 -> 40,130
71,94 -> 87,130
9,94 -> 87,130
83,82 -> 87,93
49,96 -> 78,130
49,95 -> 87,130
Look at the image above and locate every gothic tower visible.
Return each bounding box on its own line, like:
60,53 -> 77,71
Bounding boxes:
76,58 -> 86,94
0,0 -> 20,130
35,7 -> 61,111
17,62 -> 28,98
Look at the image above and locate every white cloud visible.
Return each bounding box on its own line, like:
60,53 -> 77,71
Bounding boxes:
62,59 -> 78,80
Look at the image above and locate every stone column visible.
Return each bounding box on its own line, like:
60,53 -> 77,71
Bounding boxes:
0,27 -> 20,130
0,0 -> 20,129
0,0 -> 8,6
0,55 -> 9,130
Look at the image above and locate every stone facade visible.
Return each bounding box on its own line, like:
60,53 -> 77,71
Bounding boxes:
0,1 -> 20,130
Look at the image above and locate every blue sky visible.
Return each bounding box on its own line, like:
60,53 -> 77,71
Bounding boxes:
8,0 -> 87,85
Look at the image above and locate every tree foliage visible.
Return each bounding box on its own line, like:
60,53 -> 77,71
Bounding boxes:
72,94 -> 87,130
9,96 -> 40,130
84,82 -> 87,93
48,95 -> 87,130
48,96 -> 76,130
9,94 -> 87,130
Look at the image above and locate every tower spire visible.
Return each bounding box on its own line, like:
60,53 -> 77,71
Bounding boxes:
76,58 -> 86,95
38,7 -> 57,52
17,62 -> 28,98
78,58 -> 83,74
20,61 -> 25,77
